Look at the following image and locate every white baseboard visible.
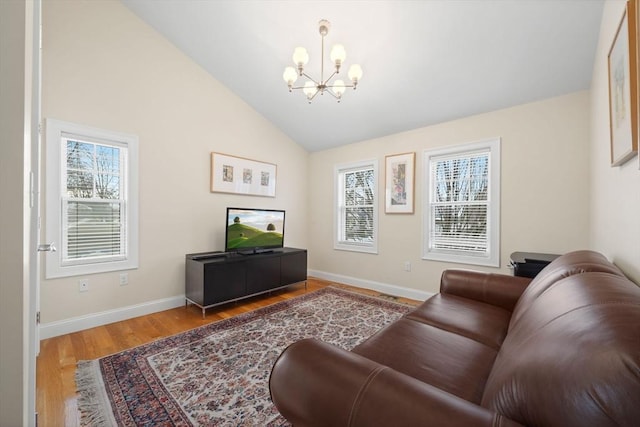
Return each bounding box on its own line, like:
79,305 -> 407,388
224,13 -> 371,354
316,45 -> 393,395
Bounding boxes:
39,295 -> 186,340
308,269 -> 433,302
40,273 -> 433,340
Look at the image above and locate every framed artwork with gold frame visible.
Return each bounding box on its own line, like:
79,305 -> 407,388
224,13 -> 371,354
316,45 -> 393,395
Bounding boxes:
608,0 -> 638,166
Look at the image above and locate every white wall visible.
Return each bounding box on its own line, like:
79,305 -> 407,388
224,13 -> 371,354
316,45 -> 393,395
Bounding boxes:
309,92 -> 591,295
41,1 -> 308,326
590,0 -> 640,284
0,1 -> 32,424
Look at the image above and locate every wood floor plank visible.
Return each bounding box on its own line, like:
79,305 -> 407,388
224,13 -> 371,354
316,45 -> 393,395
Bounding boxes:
36,338 -> 65,426
36,278 -> 418,426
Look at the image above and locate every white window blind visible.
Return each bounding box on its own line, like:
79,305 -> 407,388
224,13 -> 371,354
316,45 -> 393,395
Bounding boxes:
62,137 -> 127,265
423,139 -> 500,266
335,160 -> 378,253
429,150 -> 489,254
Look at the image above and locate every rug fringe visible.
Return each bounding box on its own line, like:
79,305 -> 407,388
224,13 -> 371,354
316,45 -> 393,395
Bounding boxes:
75,360 -> 118,426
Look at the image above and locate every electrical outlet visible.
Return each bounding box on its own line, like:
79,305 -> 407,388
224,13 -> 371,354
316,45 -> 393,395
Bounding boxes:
404,261 -> 411,272
119,272 -> 128,286
78,279 -> 89,292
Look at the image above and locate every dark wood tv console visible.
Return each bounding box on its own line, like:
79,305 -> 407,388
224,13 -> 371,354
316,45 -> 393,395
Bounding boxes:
185,247 -> 307,317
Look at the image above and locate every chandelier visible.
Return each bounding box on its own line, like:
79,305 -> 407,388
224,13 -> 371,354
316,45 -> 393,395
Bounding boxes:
282,20 -> 363,103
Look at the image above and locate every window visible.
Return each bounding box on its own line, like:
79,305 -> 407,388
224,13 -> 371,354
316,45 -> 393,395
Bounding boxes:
335,159 -> 378,254
423,138 -> 500,266
45,119 -> 138,278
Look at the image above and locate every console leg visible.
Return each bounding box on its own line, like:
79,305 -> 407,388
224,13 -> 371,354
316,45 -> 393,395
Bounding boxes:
201,307 -> 205,319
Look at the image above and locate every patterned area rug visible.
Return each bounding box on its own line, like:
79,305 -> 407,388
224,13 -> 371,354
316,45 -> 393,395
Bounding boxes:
75,287 -> 413,426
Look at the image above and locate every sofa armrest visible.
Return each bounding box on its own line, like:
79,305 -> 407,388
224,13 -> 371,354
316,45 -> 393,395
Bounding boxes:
440,269 -> 532,311
270,338 -> 524,427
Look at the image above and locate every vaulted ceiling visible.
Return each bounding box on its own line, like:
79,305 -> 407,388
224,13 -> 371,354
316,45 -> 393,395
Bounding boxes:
121,0 -> 604,152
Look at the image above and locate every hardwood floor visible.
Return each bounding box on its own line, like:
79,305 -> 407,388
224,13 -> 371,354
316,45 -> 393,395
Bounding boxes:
36,278 -> 419,426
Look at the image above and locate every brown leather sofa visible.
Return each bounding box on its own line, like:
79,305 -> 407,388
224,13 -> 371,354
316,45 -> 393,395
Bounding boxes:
269,250 -> 640,426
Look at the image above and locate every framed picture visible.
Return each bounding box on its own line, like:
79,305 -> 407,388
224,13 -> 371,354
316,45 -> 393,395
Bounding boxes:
210,152 -> 276,197
385,152 -> 415,214
608,0 -> 638,167
637,0 -> 640,169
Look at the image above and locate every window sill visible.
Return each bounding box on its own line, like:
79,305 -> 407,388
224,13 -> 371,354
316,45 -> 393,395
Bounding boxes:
422,251 -> 499,267
334,243 -> 378,254
45,255 -> 138,279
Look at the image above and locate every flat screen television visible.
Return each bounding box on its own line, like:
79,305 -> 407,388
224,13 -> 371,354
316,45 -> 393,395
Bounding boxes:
225,207 -> 285,254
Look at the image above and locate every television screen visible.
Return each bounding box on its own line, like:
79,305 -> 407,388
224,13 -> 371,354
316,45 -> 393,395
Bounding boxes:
225,207 -> 285,253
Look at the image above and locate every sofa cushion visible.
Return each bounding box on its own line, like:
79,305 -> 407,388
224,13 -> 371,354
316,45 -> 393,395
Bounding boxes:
440,269 -> 531,311
509,250 -> 625,329
352,317 -> 498,403
406,294 -> 512,350
481,272 -> 640,426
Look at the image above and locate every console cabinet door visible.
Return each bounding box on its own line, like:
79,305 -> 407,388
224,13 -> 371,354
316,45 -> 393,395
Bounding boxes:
281,251 -> 307,286
203,262 -> 246,305
185,260 -> 205,305
246,256 -> 280,294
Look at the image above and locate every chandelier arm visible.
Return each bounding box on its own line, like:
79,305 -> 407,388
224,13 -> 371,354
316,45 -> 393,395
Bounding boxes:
323,70 -> 339,86
323,90 -> 339,99
301,72 -> 320,85
325,83 -> 355,89
291,84 -> 349,91
308,89 -> 321,102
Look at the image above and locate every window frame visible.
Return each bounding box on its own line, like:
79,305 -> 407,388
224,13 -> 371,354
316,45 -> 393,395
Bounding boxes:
422,138 -> 501,267
45,119 -> 139,278
334,159 -> 379,254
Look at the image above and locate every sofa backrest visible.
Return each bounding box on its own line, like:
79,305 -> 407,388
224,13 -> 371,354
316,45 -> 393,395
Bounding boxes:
508,250 -> 625,329
481,271 -> 640,426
